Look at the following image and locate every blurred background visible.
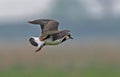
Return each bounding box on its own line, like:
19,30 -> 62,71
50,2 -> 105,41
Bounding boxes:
0,0 -> 120,77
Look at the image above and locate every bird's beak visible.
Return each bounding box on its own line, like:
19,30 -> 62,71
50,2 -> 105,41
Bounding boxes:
70,36 -> 73,39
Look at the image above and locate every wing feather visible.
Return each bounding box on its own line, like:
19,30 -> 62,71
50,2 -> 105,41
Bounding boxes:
28,19 -> 59,34
51,30 -> 70,41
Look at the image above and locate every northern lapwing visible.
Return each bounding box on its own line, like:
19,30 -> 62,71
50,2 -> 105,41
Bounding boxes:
28,19 -> 73,52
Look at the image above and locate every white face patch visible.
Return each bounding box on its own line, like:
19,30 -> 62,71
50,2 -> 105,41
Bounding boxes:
64,35 -> 69,40
32,37 -> 45,47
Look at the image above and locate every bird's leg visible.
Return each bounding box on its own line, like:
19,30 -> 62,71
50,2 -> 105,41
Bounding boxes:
35,43 -> 45,52
40,36 -> 45,41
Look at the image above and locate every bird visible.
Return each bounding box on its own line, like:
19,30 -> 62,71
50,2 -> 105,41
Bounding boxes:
28,19 -> 73,52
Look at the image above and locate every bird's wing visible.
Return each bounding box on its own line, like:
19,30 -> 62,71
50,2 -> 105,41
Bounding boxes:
28,19 -> 59,34
51,30 -> 70,41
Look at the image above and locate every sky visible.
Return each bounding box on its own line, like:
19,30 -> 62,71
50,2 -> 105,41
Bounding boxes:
0,0 -> 54,19
0,0 -> 120,41
79,0 -> 120,18
0,0 -> 120,20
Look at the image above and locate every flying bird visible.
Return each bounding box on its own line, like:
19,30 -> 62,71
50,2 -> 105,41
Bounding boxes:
28,19 -> 73,52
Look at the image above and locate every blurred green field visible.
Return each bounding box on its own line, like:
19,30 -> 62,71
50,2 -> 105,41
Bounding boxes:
0,65 -> 120,77
0,40 -> 120,77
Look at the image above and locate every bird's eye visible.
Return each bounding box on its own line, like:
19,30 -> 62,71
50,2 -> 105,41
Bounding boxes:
68,34 -> 71,37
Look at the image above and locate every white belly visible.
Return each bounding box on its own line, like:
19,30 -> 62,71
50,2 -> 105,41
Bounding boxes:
33,37 -> 45,47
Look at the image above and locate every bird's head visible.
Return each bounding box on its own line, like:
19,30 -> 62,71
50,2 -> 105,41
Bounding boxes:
65,34 -> 73,40
29,37 -> 45,47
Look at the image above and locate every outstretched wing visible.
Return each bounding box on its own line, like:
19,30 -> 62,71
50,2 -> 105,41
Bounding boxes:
28,19 -> 59,34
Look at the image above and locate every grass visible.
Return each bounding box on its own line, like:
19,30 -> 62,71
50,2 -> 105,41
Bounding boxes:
0,40 -> 120,77
0,64 -> 120,77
